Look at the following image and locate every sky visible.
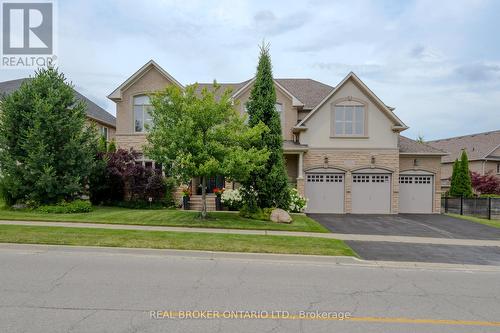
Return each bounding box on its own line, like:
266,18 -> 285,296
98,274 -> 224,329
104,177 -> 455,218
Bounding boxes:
1,0 -> 499,140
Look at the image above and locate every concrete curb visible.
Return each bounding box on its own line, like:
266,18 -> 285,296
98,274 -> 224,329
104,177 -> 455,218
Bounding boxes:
1,219 -> 500,247
1,243 -> 500,272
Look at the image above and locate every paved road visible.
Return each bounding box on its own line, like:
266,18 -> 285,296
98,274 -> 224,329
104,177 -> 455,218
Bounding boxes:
310,214 -> 500,239
1,245 -> 500,333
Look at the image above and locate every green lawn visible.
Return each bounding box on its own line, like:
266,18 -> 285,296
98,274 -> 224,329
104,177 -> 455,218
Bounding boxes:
0,225 -> 355,256
0,204 -> 327,233
447,213 -> 500,229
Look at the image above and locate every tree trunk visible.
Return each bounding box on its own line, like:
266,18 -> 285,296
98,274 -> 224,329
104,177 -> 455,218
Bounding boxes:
201,176 -> 207,219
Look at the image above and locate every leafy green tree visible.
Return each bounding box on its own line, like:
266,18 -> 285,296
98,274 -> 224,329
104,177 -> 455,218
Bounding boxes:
244,43 -> 290,209
145,83 -> 269,219
0,67 -> 97,205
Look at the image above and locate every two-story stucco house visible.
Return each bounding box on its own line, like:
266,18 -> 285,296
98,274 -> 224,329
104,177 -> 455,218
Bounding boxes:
108,60 -> 446,214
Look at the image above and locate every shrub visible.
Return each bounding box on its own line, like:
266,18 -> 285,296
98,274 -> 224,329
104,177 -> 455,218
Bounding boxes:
289,188 -> 307,213
37,200 -> 93,214
239,206 -> 273,221
221,188 -> 243,210
471,171 -> 500,195
89,148 -> 174,208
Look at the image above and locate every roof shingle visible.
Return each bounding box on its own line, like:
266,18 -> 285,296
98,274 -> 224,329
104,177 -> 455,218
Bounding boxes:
399,136 -> 447,155
195,78 -> 334,110
427,130 -> 500,163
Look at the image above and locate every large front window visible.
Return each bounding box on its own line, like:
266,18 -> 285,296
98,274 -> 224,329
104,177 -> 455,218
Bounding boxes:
333,105 -> 365,136
134,95 -> 152,132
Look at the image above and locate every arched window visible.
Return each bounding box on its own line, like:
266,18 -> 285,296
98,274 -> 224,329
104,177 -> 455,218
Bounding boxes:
133,95 -> 152,132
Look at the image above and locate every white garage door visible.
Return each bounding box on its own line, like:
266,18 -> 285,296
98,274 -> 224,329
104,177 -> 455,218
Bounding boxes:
352,174 -> 391,214
399,175 -> 433,213
305,173 -> 344,213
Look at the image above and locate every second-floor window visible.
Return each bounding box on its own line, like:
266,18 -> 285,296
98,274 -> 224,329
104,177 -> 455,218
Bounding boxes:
275,102 -> 283,123
333,105 -> 365,136
134,95 -> 152,133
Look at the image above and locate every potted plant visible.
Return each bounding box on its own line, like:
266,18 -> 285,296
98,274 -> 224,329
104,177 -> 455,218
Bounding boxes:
213,187 -> 223,210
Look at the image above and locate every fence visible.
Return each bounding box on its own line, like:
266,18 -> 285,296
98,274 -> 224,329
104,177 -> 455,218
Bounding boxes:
441,197 -> 500,220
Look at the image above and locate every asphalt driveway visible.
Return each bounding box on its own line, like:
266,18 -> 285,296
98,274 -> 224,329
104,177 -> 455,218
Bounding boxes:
346,241 -> 500,265
309,213 -> 500,240
308,214 -> 500,265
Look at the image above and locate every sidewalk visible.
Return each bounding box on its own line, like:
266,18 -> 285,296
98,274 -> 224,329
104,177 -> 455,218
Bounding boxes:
2,219 -> 500,247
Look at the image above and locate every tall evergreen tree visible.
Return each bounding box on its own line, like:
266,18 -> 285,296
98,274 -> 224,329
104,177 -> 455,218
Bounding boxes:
245,43 -> 290,209
449,159 -> 460,197
449,151 -> 474,198
459,150 -> 473,198
0,67 -> 97,205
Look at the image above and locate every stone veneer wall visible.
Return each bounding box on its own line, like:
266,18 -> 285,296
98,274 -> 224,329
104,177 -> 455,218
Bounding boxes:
300,149 -> 400,213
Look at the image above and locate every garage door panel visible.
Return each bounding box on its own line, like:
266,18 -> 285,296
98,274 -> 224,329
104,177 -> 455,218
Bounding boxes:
305,173 -> 344,213
352,174 -> 391,214
399,175 -> 433,213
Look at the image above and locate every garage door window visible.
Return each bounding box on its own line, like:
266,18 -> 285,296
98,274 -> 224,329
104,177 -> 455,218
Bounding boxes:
353,175 -> 389,183
414,176 -> 431,184
399,176 -> 412,184
325,175 -> 343,182
399,176 -> 431,184
372,175 -> 389,183
353,175 -> 370,183
307,174 -> 344,183
307,174 -> 324,182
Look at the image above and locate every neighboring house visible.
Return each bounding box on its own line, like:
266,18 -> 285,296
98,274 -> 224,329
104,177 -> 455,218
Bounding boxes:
108,60 -> 446,214
0,78 -> 116,141
427,130 -> 500,190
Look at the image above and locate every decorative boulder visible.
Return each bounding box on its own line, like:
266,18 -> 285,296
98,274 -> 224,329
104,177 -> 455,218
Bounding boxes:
270,208 -> 292,224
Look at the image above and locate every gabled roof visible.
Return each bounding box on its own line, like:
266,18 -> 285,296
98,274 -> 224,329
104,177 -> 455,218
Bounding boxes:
195,78 -> 333,109
427,130 -> 500,163
296,72 -> 408,130
275,79 -> 334,110
0,78 -> 116,128
229,77 -> 305,107
399,136 -> 447,155
107,60 -> 184,102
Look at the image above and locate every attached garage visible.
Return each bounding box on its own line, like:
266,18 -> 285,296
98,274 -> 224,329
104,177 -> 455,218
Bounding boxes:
305,172 -> 344,213
351,172 -> 391,214
399,173 -> 433,213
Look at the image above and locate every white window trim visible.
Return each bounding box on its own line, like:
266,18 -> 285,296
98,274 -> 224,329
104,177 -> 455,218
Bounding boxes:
330,99 -> 368,138
133,94 -> 152,133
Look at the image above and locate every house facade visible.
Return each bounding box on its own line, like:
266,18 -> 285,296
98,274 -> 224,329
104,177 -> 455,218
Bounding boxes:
427,130 -> 500,191
0,78 -> 116,141
109,60 -> 446,214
